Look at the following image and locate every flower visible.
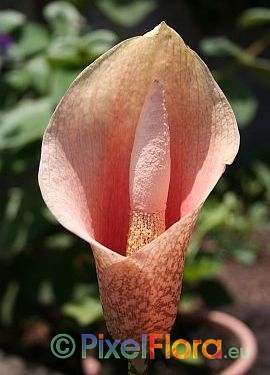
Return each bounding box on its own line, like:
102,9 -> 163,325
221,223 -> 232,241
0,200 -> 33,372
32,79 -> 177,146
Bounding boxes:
0,32 -> 13,56
38,22 -> 239,343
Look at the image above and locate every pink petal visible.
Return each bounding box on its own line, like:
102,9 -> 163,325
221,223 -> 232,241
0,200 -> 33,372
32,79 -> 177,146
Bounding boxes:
39,23 -> 239,255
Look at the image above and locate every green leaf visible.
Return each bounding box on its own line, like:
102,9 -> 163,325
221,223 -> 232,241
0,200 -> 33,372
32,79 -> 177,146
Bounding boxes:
44,1 -> 83,36
238,8 -> 270,28
16,23 -> 50,57
184,257 -> 221,282
4,69 -> 30,91
231,247 -> 256,265
45,233 -> 75,251
172,344 -> 204,365
200,36 -> 270,87
220,79 -> 258,127
63,297 -> 103,325
62,284 -> 102,326
5,56 -> 50,94
179,294 -> 201,313
82,29 -> 118,59
254,162 -> 270,200
0,186 -> 51,260
50,69 -> 79,105
0,98 -> 52,150
245,57 -> 270,88
38,280 -> 55,305
200,36 -> 261,68
97,0 -> 156,27
0,188 -> 28,258
47,37 -> 83,68
8,23 -> 50,60
180,352 -> 204,365
0,281 -> 19,326
187,194 -> 237,259
25,56 -> 50,94
200,37 -> 245,58
0,10 -> 25,33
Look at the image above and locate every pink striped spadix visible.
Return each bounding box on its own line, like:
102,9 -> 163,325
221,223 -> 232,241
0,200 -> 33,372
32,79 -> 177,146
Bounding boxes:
38,22 -> 240,343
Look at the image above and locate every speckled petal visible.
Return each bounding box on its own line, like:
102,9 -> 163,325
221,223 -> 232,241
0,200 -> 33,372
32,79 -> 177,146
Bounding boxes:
93,206 -> 200,342
39,22 -> 239,256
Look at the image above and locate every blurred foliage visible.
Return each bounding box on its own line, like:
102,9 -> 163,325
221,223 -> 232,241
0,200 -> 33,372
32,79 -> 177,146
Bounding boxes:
200,7 -> 270,127
182,7 -> 270,311
0,1 -> 269,355
96,0 -> 156,27
0,1 -> 119,331
238,7 -> 270,28
182,160 -> 270,309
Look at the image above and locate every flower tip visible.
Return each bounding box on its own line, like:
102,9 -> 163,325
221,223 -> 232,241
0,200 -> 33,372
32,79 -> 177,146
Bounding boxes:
146,21 -> 171,37
159,20 -> 169,28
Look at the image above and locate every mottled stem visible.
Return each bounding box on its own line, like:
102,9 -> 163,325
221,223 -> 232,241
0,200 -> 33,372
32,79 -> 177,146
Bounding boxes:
128,357 -> 149,375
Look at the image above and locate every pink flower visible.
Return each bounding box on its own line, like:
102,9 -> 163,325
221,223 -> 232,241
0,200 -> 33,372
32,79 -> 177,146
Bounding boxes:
39,23 -> 239,342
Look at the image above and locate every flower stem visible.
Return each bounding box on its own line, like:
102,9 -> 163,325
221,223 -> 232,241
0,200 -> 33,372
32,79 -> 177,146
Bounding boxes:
128,357 -> 148,375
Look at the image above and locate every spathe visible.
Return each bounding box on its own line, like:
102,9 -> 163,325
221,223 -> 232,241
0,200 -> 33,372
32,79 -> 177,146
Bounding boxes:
39,22 -> 239,342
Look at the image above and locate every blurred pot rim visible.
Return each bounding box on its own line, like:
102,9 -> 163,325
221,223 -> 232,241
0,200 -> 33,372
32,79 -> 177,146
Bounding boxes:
178,310 -> 258,375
